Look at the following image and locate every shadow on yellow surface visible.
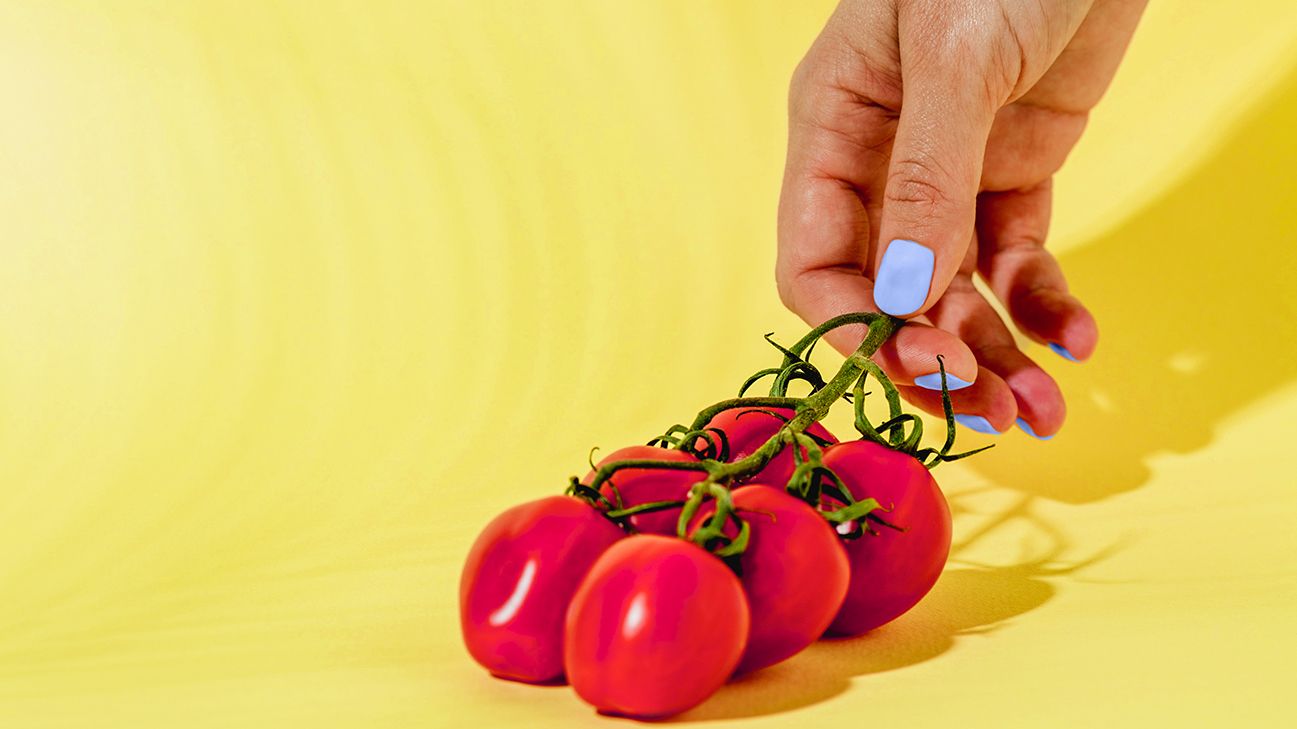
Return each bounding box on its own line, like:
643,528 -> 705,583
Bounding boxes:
970,60 -> 1297,504
677,491 -> 1118,721
675,568 -> 1048,720
674,53 -> 1297,725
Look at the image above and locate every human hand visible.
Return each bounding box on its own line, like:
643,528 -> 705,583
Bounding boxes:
777,0 -> 1146,438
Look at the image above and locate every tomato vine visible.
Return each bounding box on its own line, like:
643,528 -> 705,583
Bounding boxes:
566,312 -> 989,559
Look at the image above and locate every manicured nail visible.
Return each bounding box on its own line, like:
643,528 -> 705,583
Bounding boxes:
954,414 -> 1001,435
914,372 -> 972,391
874,239 -> 934,316
1016,418 -> 1053,440
1049,343 -> 1080,362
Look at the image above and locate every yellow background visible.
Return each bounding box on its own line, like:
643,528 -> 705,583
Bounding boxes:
2,1 -> 1296,726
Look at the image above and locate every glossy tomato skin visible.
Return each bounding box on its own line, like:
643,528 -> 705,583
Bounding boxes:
460,495 -> 625,683
704,407 -> 837,487
564,535 -> 750,718
821,440 -> 952,636
690,485 -> 849,673
586,445 -> 703,536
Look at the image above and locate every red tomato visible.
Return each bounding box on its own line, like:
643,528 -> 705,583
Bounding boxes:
689,485 -> 849,673
460,495 -> 625,683
704,407 -> 837,487
585,445 -> 704,536
820,440 -> 952,636
564,535 -> 750,718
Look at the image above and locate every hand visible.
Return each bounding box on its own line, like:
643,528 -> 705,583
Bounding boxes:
777,0 -> 1146,438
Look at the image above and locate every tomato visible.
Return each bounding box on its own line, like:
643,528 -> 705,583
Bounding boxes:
689,485 -> 849,673
585,445 -> 704,536
564,535 -> 749,718
460,495 -> 625,683
703,407 -> 837,487
820,440 -> 952,636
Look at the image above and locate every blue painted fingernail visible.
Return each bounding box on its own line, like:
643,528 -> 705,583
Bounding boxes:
954,414 -> 1001,434
1049,343 -> 1080,362
914,372 -> 972,391
1016,418 -> 1053,440
874,239 -> 934,316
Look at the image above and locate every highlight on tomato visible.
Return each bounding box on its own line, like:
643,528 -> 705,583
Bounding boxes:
459,495 -> 625,683
563,534 -> 750,718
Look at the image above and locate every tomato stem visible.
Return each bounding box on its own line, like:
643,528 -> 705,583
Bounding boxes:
573,312 -> 990,558
912,355 -> 996,468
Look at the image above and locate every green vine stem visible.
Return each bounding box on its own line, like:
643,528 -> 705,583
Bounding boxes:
783,432 -> 884,533
570,312 -> 991,557
782,312 -> 882,363
712,315 -> 898,482
578,314 -> 901,553
914,355 -> 995,468
685,396 -> 805,432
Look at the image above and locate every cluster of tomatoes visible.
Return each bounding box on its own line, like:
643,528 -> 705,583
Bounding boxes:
459,314 -> 979,718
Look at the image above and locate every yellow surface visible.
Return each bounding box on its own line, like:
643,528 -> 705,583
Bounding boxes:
2,1 -> 1296,726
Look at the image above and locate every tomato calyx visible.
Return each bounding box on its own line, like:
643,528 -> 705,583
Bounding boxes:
648,425 -> 731,461
776,430 -> 900,540
737,331 -> 830,397
568,455 -> 751,559
564,457 -> 706,533
679,480 -> 750,560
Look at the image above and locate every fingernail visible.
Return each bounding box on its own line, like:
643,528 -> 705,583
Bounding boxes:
1016,418 -> 1053,440
1048,343 -> 1080,362
914,372 -> 972,391
874,239 -> 934,316
954,414 -> 1001,434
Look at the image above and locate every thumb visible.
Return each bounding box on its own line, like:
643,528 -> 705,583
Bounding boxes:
871,43 -> 1000,317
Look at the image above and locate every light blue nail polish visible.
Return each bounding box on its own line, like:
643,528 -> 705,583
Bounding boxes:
914,372 -> 972,391
874,239 -> 934,316
954,414 -> 1001,435
1049,343 -> 1080,362
1016,418 -> 1054,440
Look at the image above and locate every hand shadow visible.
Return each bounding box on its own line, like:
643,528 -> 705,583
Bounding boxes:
673,494 -> 1118,722
970,60 -> 1297,504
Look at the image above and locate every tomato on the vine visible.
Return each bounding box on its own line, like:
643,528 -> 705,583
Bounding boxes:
820,440 -> 952,636
460,495 -> 625,683
585,445 -> 704,536
564,534 -> 749,718
690,484 -> 849,673
704,407 -> 837,487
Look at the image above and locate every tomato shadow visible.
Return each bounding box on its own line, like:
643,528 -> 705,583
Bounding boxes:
672,493 -> 1119,722
965,62 -> 1297,504
670,566 -> 1048,721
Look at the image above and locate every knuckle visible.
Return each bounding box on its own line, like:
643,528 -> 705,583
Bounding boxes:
788,56 -> 815,114
884,155 -> 953,211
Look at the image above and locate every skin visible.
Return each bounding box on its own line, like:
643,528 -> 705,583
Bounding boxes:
777,0 -> 1147,437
